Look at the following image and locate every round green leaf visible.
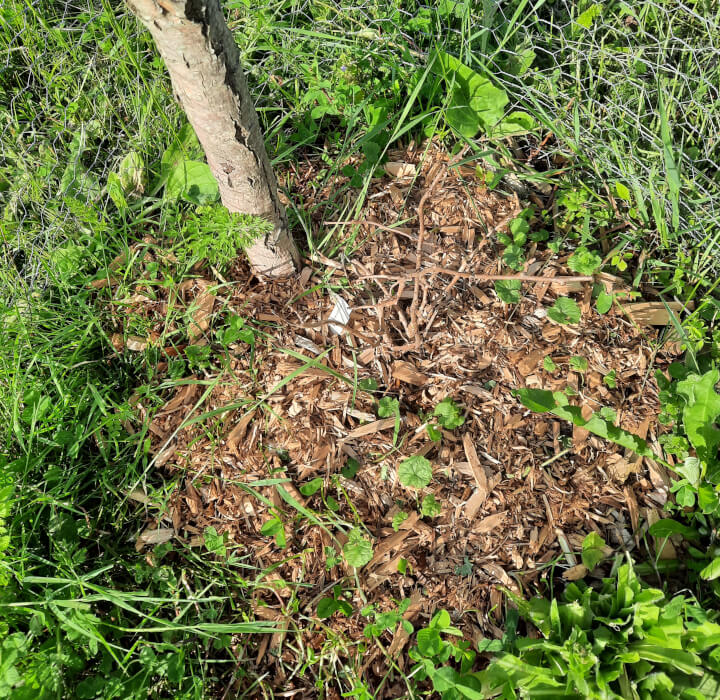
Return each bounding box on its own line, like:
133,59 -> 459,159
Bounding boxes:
421,493 -> 442,518
398,455 -> 432,489
343,529 -> 373,568
596,290 -> 613,314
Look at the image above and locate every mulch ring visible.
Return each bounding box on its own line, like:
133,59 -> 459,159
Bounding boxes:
121,141 -> 680,696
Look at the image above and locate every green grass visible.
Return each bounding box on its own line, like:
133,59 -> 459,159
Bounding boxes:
2,0 -> 720,697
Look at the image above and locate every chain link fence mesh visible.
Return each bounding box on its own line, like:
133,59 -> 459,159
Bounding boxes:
2,0 -> 719,306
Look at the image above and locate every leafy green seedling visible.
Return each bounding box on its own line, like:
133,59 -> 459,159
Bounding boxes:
495,279 -> 521,304
547,297 -> 581,325
377,396 -> 401,444
596,289 -> 614,314
421,494 -> 442,518
341,458 -> 360,479
455,556 -> 472,576
362,598 -> 413,638
358,378 -> 378,392
343,528 -> 373,568
317,585 -> 353,619
569,356 -> 588,373
324,546 -> 342,570
604,370 -> 617,388
378,396 -> 399,418
581,532 -> 606,571
260,516 -> 286,548
567,246 -> 602,275
299,478 -> 323,496
185,344 -> 212,369
433,397 -> 465,430
543,356 -> 557,372
398,455 -> 432,489
392,511 -> 409,531
218,314 -> 255,347
203,526 -> 227,558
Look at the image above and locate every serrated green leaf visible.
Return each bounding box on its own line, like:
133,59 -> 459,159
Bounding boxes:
433,397 -> 464,430
378,396 -> 399,418
502,244 -> 525,271
392,511 -> 409,531
421,493 -> 442,518
398,455 -> 432,489
203,526 -> 226,557
547,297 -> 581,325
495,279 -> 522,304
567,246 -> 602,275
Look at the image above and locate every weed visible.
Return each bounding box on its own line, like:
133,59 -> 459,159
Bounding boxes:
547,297 -> 582,325
397,455 -> 433,490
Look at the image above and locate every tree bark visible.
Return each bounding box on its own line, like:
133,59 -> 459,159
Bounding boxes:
127,0 -> 299,277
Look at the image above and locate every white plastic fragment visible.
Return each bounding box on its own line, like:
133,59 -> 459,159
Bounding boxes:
328,295 -> 351,335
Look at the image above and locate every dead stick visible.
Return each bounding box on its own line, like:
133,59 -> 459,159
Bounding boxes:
359,269 -> 594,283
409,174 -> 443,348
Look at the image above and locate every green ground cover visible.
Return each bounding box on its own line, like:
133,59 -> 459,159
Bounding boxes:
1,0 -> 720,696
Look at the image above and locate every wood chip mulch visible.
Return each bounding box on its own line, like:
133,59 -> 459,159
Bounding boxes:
117,141 -> 681,696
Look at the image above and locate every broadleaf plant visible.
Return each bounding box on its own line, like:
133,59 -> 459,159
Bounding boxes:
398,455 -> 433,489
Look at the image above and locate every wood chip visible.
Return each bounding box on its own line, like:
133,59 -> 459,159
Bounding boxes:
137,527 -> 174,547
462,434 -> 488,497
385,161 -> 416,178
475,511 -> 507,534
563,564 -> 588,581
392,360 -> 428,386
188,281 -> 216,340
345,417 -> 397,439
625,301 -> 692,326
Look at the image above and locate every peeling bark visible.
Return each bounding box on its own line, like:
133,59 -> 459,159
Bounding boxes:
128,0 -> 299,277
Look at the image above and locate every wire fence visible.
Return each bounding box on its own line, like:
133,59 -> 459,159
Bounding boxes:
486,0 -> 720,272
1,0 -> 719,305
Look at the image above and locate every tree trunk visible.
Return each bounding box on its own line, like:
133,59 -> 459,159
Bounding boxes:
127,0 -> 299,278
